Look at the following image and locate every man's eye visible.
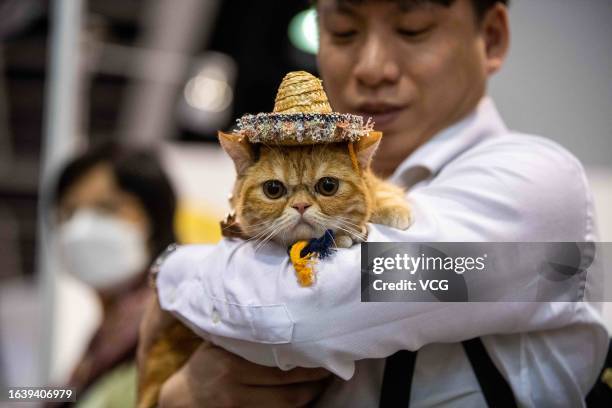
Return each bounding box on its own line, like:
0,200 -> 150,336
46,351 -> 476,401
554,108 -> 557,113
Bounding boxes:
315,177 -> 340,196
397,26 -> 431,38
331,30 -> 357,39
262,180 -> 286,199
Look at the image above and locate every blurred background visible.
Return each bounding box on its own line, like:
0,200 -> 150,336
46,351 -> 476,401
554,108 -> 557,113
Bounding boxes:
0,0 -> 610,396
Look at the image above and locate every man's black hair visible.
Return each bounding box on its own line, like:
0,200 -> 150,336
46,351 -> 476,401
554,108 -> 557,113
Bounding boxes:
313,0 -> 510,21
469,0 -> 509,20
53,141 -> 177,260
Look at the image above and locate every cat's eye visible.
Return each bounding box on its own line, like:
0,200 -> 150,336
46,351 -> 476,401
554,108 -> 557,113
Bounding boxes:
315,177 -> 339,196
262,180 -> 286,199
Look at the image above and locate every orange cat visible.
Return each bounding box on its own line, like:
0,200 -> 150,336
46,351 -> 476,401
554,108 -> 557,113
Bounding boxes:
220,131 -> 411,247
137,132 -> 411,408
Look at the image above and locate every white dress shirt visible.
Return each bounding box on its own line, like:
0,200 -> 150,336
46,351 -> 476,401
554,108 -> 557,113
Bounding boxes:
157,98 -> 608,407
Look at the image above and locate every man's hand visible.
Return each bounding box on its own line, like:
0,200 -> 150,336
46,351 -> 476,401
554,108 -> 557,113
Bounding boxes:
158,344 -> 333,408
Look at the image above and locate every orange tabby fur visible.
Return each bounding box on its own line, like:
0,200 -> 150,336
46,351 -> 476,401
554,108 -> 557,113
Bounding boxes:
224,131 -> 411,247
137,132 -> 411,407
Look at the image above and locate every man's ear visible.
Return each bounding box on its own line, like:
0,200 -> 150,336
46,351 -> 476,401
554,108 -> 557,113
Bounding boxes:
218,131 -> 254,175
481,3 -> 510,75
354,132 -> 382,169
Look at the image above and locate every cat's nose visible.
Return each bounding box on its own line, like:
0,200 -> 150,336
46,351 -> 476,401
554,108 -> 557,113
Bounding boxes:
292,203 -> 311,215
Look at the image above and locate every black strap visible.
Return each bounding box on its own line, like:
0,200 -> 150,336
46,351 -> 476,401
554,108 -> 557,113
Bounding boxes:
379,338 -> 517,407
462,338 -> 517,408
379,350 -> 417,408
586,338 -> 612,407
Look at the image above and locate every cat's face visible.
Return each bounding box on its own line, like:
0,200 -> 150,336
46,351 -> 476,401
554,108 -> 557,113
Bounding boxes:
220,133 -> 381,246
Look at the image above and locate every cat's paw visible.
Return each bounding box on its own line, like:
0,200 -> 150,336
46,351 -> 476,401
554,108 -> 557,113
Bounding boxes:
372,206 -> 412,230
335,227 -> 367,248
392,209 -> 413,230
335,234 -> 354,248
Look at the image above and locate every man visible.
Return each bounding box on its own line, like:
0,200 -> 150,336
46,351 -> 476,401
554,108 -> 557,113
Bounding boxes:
139,0 -> 608,406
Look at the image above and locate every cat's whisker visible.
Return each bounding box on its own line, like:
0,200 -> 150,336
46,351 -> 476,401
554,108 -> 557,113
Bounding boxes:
309,213 -> 366,244
253,217 -> 294,252
254,225 -> 287,252
332,215 -> 363,223
223,217 -> 279,238
316,213 -> 365,231
305,216 -> 341,249
328,220 -> 367,241
247,229 -> 273,243
315,212 -> 362,225
333,222 -> 362,237
332,223 -> 366,240
246,221 -> 284,244
253,228 -> 278,251
328,216 -> 364,230
338,229 -> 366,243
247,220 -> 278,237
240,218 -> 282,229
252,219 -> 288,240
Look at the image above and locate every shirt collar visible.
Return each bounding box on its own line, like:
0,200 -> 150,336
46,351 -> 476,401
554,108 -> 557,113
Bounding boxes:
389,97 -> 507,186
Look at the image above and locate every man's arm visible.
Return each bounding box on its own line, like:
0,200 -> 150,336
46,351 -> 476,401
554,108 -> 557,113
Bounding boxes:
157,136 -> 607,380
137,292 -> 332,408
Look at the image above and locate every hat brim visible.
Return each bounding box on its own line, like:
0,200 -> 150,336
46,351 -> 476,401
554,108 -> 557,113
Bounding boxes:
232,112 -> 375,145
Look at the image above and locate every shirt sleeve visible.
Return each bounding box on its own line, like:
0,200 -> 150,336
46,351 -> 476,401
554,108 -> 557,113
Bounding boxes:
157,135 -> 607,380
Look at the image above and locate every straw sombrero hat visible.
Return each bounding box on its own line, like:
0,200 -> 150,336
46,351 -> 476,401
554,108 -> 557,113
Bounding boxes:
233,71 -> 374,145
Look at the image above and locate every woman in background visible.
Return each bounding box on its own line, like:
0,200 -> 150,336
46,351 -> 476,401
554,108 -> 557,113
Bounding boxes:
50,141 -> 176,407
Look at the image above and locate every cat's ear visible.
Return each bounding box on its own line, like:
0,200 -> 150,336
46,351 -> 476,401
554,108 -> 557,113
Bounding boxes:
354,131 -> 382,169
218,131 -> 254,175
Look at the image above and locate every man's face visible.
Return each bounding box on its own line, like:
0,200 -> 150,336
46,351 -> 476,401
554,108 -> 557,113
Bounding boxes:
317,0 -> 493,176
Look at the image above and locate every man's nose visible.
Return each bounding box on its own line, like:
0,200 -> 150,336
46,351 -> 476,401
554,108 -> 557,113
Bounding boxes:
292,202 -> 311,215
354,35 -> 400,88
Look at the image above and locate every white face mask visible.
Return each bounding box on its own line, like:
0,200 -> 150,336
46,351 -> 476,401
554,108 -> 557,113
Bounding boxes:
57,209 -> 149,291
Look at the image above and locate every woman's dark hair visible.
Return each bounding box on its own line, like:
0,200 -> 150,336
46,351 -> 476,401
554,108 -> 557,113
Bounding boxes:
53,141 -> 177,260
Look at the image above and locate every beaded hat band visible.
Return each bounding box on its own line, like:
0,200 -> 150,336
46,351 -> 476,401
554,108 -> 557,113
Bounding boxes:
233,71 -> 374,146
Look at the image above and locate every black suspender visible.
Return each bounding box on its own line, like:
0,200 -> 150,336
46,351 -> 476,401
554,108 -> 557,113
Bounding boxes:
462,338 -> 518,408
379,338 -> 518,408
379,350 -> 418,408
